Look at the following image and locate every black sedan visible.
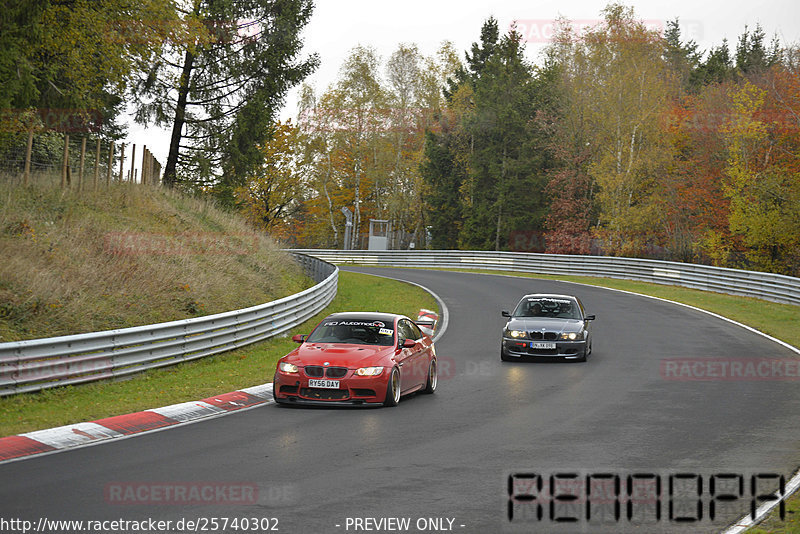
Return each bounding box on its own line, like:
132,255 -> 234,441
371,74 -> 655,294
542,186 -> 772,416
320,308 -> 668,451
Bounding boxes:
500,294 -> 595,362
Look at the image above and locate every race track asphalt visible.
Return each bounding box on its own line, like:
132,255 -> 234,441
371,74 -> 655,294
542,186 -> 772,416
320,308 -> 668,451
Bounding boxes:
1,267 -> 799,534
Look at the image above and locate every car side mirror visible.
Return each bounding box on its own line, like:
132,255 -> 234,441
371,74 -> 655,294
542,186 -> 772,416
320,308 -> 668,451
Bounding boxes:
501,310 -> 511,317
584,315 -> 595,321
402,339 -> 416,348
292,334 -> 306,343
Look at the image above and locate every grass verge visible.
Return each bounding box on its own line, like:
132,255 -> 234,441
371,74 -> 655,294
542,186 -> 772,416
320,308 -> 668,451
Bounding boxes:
751,498 -> 800,534
1,174 -> 306,341
0,271 -> 438,436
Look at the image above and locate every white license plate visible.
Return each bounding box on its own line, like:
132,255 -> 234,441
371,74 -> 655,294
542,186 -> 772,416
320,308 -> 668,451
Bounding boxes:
308,379 -> 340,389
532,342 -> 556,349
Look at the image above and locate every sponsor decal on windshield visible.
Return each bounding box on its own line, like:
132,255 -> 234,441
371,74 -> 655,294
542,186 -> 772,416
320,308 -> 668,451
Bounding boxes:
379,328 -> 394,336
322,321 -> 387,328
527,298 -> 571,305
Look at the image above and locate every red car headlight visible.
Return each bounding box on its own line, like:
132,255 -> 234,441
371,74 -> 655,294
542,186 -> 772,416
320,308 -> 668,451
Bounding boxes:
279,362 -> 299,374
355,366 -> 384,376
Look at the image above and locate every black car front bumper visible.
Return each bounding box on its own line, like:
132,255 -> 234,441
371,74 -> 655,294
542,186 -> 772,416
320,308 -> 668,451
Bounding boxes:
502,337 -> 587,358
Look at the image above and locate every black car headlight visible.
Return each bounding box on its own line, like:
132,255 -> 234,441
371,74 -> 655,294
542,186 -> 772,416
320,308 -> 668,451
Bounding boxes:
559,332 -> 584,340
505,329 -> 527,339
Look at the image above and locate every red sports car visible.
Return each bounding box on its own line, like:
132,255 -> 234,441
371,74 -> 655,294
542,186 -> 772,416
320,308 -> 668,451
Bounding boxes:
273,312 -> 437,407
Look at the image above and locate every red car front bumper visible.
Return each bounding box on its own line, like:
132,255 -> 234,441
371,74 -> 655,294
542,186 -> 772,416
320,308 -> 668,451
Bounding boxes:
273,369 -> 390,406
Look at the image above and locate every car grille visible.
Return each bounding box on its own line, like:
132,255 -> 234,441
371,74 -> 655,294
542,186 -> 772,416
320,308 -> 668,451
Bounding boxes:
303,366 -> 348,378
299,388 -> 350,400
530,331 -> 558,340
352,388 -> 376,397
279,385 -> 299,394
325,367 -> 348,378
304,366 -> 324,377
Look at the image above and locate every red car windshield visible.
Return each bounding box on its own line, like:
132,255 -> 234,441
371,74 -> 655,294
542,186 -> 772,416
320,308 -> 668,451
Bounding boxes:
306,319 -> 395,346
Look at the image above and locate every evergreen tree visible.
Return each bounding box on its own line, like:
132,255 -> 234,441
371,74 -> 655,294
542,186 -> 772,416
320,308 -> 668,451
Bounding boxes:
1,0 -> 184,163
420,130 -> 464,248
663,18 -> 701,90
134,0 -> 318,190
735,24 -> 781,74
0,1 -> 45,111
444,17 -> 499,100
459,25 -> 551,250
690,41 -> 734,88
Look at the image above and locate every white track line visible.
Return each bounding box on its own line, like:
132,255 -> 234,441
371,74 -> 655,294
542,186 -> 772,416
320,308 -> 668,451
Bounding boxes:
340,268 -> 450,343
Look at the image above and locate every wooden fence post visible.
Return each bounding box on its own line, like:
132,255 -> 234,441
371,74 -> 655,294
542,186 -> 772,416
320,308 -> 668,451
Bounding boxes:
24,128 -> 33,186
61,135 -> 69,189
141,145 -> 148,185
153,160 -> 161,186
118,143 -> 125,182
94,138 -> 101,191
129,144 -> 136,183
78,137 -> 86,192
107,141 -> 115,187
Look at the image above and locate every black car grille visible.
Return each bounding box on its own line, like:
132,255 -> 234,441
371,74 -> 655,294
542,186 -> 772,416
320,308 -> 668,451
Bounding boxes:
352,388 -> 376,397
326,367 -> 348,378
300,388 -> 350,400
530,331 -> 558,340
304,366 -> 324,377
279,385 -> 299,394
304,366 -> 348,378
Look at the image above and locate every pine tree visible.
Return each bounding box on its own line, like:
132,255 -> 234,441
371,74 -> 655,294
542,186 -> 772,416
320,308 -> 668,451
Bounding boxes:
420,130 -> 464,248
133,0 -> 318,190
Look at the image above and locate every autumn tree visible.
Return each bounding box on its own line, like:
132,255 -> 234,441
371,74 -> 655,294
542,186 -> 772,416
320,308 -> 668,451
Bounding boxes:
236,120 -> 307,232
294,43 -> 461,249
547,4 -> 679,256
716,78 -> 800,274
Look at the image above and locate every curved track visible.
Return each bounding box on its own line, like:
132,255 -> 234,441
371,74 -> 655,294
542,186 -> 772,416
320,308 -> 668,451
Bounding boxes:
1,268 -> 799,533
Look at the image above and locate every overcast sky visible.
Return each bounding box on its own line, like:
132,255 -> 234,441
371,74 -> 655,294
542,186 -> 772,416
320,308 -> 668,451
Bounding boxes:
126,0 -> 800,166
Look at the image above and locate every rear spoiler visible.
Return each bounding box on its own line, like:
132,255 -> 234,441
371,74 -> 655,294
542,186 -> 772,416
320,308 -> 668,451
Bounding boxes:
415,309 -> 439,337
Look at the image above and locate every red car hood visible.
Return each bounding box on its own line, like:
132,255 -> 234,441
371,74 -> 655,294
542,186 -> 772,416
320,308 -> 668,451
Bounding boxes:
285,343 -> 395,368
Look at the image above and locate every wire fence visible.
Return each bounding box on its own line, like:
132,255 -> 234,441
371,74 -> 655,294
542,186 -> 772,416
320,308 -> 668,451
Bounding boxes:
1,131 -> 161,188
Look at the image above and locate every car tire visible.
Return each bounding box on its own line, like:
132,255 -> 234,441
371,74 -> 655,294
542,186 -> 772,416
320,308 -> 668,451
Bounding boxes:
422,359 -> 437,394
576,345 -> 588,362
501,348 -> 512,362
384,367 -> 401,407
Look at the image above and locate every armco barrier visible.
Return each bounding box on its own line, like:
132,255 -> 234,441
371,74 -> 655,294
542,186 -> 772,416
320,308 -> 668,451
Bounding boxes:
290,249 -> 800,306
0,254 -> 337,396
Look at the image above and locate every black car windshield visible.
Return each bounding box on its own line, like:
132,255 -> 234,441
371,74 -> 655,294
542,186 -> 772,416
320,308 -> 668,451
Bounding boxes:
513,297 -> 581,320
306,318 -> 395,346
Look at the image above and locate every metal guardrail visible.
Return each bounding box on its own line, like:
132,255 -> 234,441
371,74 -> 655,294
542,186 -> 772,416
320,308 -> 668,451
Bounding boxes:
0,254 -> 337,396
291,249 -> 800,306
